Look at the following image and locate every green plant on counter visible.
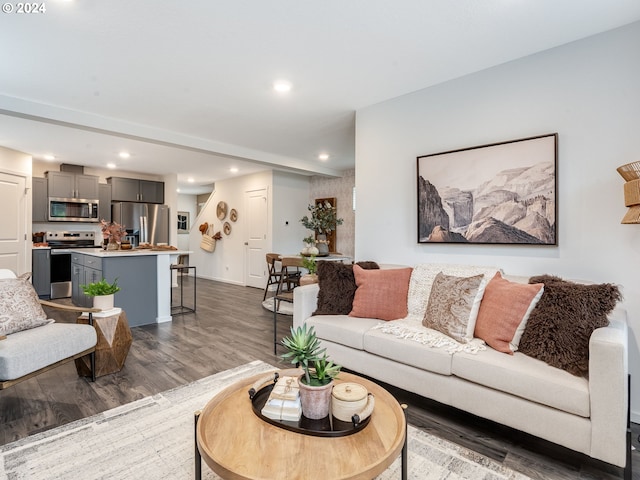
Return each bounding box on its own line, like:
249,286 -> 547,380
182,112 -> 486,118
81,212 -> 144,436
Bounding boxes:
302,255 -> 317,275
280,324 -> 340,386
81,278 -> 121,296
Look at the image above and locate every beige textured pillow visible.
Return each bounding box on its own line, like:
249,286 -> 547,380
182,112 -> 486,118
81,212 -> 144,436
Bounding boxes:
349,265 -> 413,321
474,272 -> 544,354
422,272 -> 485,343
0,276 -> 53,336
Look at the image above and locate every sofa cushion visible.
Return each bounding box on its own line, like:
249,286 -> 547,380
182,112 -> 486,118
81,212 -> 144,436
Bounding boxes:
306,315 -> 378,350
422,272 -> 485,343
0,276 -> 53,336
313,261 -> 379,316
474,272 -> 544,353
364,326 -> 454,375
406,264 -> 499,322
452,348 -> 590,417
0,323 -> 97,380
349,266 -> 413,321
518,275 -> 621,376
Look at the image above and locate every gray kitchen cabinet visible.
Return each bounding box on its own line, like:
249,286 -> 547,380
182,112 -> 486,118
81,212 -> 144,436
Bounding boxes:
71,254 -> 84,306
32,177 -> 48,222
108,177 -> 164,204
32,248 -> 51,299
139,180 -> 164,204
99,183 -> 112,222
71,253 -> 103,308
47,171 -> 99,199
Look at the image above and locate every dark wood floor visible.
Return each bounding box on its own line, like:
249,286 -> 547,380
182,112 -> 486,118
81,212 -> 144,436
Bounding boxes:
1,277 -> 637,479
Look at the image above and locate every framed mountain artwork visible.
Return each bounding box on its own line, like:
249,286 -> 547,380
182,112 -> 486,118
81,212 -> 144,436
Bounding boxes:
417,133 -> 557,245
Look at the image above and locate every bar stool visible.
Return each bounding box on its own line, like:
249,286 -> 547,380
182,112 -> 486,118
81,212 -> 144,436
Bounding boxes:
170,255 -> 196,314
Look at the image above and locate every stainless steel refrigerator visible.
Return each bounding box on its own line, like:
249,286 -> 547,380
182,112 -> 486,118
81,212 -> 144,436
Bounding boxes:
111,202 -> 170,246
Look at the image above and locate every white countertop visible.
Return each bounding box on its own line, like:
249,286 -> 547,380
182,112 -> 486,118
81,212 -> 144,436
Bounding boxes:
69,248 -> 191,257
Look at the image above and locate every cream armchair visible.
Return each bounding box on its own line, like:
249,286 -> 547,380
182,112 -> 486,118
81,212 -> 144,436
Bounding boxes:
0,269 -> 99,389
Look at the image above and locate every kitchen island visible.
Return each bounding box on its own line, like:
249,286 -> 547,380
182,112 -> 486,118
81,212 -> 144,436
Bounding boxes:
70,248 -> 191,327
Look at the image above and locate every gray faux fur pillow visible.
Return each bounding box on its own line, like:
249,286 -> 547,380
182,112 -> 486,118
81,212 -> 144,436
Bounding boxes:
518,275 -> 622,376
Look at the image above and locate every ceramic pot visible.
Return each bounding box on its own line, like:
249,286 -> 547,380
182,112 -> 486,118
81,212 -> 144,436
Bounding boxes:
298,378 -> 334,419
299,274 -> 318,286
316,234 -> 329,256
93,294 -> 114,311
331,382 -> 368,422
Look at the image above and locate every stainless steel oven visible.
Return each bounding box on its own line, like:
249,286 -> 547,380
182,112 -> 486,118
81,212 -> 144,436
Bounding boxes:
46,231 -> 97,299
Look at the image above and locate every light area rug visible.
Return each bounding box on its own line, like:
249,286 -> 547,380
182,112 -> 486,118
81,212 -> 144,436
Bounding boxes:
0,361 -> 533,480
262,297 -> 294,315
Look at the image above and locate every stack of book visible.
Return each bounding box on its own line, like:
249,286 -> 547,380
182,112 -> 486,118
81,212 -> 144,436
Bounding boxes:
261,376 -> 302,421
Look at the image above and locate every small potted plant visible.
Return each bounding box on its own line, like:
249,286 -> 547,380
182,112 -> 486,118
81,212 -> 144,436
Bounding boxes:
300,235 -> 319,256
300,255 -> 318,286
81,278 -> 121,310
281,324 -> 341,419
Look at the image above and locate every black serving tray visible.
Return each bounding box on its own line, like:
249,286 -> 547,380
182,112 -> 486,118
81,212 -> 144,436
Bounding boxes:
250,383 -> 370,437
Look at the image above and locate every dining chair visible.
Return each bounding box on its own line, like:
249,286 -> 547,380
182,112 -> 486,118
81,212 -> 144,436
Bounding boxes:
263,253 -> 283,300
272,256 -> 305,353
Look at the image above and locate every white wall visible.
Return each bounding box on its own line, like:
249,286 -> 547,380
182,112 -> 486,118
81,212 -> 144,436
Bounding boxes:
188,170 -> 310,285
177,193 -> 199,251
189,171 -> 269,284
272,171 -> 311,255
356,22 -> 640,419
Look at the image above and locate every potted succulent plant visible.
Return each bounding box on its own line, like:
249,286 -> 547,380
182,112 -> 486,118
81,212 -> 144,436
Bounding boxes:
81,278 -> 120,310
281,324 -> 341,419
300,255 -> 318,286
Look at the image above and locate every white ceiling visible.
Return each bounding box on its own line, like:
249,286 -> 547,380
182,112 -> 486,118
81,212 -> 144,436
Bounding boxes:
1,1 -> 639,194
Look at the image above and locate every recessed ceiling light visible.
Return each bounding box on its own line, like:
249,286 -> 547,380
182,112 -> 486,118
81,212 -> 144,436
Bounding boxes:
230,167 -> 239,173
106,163 -> 116,169
273,80 -> 292,93
176,188 -> 181,193
43,154 -> 55,161
187,178 -> 194,183
118,151 -> 130,159
318,153 -> 329,161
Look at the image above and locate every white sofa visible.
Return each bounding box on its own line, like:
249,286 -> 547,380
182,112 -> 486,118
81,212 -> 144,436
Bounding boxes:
293,267 -> 630,471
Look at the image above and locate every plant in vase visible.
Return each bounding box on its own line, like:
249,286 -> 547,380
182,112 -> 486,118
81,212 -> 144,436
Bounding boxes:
301,235 -> 319,256
300,255 -> 318,285
281,324 -> 341,419
100,219 -> 127,250
81,278 -> 121,310
300,201 -> 343,255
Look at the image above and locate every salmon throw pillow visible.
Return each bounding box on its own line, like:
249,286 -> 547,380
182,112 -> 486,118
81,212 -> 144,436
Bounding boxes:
474,272 -> 544,354
349,265 -> 413,321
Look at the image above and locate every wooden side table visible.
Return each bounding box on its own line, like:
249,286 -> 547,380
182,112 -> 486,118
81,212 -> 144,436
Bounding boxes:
75,309 -> 132,378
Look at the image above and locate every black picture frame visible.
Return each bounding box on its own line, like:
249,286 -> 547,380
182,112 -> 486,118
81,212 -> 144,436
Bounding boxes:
417,133 -> 557,245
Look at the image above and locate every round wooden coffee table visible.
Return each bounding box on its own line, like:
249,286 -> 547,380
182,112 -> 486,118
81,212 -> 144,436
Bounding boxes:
195,371 -> 407,480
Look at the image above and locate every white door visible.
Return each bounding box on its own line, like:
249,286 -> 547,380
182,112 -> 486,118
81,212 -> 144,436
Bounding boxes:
0,172 -> 27,273
245,187 -> 268,289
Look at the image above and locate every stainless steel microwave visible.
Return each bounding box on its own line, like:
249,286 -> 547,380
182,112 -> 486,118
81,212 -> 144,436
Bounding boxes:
48,197 -> 99,222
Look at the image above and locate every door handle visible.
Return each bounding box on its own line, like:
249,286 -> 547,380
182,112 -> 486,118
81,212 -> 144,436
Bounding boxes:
244,242 -> 248,246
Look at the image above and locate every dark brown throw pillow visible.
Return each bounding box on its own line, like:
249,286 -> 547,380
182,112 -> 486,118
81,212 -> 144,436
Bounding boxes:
518,275 -> 622,376
313,261 -> 379,315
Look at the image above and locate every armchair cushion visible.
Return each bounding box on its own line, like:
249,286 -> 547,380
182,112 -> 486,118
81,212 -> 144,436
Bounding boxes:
0,275 -> 53,336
